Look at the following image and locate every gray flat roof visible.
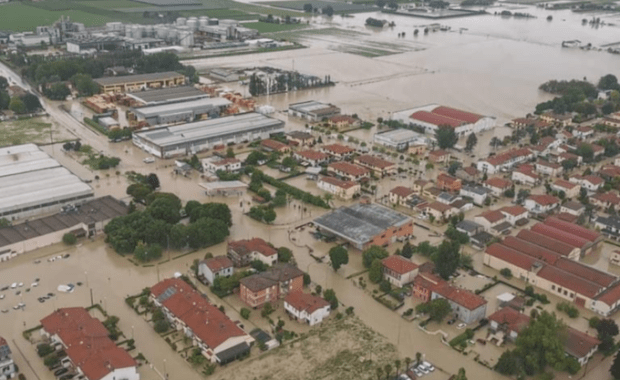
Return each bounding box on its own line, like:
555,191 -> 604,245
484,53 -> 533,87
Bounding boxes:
131,97 -> 231,118
313,203 -> 411,245
134,113 -> 284,148
0,196 -> 126,248
94,71 -> 184,86
374,129 -> 422,143
199,181 -> 248,190
289,100 -> 339,114
0,144 -> 93,217
127,86 -> 208,105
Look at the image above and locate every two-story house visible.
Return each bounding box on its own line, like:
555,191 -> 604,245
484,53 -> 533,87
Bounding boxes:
284,291 -> 331,326
198,256 -> 234,285
227,238 -> 278,267
239,264 -> 304,308
381,255 -> 419,288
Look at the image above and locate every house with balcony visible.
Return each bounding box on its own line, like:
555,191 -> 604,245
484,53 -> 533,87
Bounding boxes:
284,292 -> 330,326
239,264 -> 304,308
381,255 -> 419,288
0,338 -> 16,380
227,238 -> 278,267
198,256 -> 234,285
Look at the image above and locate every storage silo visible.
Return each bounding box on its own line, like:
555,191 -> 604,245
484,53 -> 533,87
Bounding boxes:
208,18 -> 218,25
176,17 -> 187,26
186,19 -> 198,31
199,17 -> 209,28
179,30 -> 194,47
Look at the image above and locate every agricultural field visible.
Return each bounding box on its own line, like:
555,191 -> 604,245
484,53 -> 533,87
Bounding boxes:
79,0 -> 146,9
0,117 -> 74,147
243,21 -> 309,33
210,316 -> 399,380
262,0 -> 374,13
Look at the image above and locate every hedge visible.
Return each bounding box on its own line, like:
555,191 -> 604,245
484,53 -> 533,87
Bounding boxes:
449,329 -> 474,348
251,169 -> 330,209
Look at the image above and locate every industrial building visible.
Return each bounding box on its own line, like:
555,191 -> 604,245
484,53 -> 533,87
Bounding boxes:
373,129 -> 428,151
0,196 -> 127,261
0,144 -> 94,222
391,104 -> 495,137
313,202 -> 413,250
132,112 -> 285,158
130,97 -> 232,125
288,101 -> 341,121
94,71 -> 185,93
127,86 -> 208,106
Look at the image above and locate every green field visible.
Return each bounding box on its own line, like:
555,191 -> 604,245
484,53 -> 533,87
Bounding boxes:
80,0 -> 147,9
242,21 -> 308,33
0,3 -> 122,31
262,0 -> 373,13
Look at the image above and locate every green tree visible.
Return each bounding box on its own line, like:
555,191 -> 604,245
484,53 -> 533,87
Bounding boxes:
277,247 -> 293,263
418,298 -> 451,321
401,241 -> 413,258
435,125 -> 458,149
147,196 -> 181,224
369,259 -> 383,283
323,288 -> 339,309
329,245 -> 349,271
134,243 -> 163,262
0,76 -> 7,90
454,368 -> 467,380
322,5 -> 334,16
71,74 -> 99,96
596,318 -> 619,354
246,150 -> 267,165
362,245 -> 389,268
433,240 -> 461,280
240,308 -> 251,319
599,74 -> 619,91
154,319 -> 169,333
226,147 -> 235,158
9,97 -> 26,114
263,207 -> 277,223
611,352 -> 620,380
0,90 -> 10,110
22,93 -> 41,112
62,233 -> 77,245
465,133 -> 477,152
303,3 -> 313,12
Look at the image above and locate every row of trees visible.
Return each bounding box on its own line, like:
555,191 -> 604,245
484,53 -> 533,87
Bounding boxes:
248,71 -> 333,97
536,74 -> 619,116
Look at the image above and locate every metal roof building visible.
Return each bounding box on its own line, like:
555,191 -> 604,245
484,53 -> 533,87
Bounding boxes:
94,71 -> 185,93
130,97 -> 232,125
288,100 -> 341,121
313,203 -> 412,250
373,129 -> 427,150
127,86 -> 209,106
132,112 -> 285,158
0,144 -> 94,221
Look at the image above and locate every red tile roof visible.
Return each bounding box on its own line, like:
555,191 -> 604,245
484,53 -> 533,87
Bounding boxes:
410,111 -> 464,128
329,115 -> 357,124
40,308 -> 136,380
485,177 -> 512,189
527,194 -> 559,206
431,106 -> 483,124
413,273 -> 446,292
537,265 -> 603,298
212,158 -> 240,166
485,243 -> 540,270
553,179 -> 578,190
488,307 -> 531,334
554,257 -> 616,288
428,149 -> 449,158
600,165 -> 620,178
592,192 -> 620,206
531,223 -> 590,249
426,201 -> 453,213
514,164 -> 539,179
260,139 -> 289,151
296,150 -> 329,161
0,337 -> 6,347
564,327 -> 601,359
228,237 -> 277,257
390,186 -> 415,198
477,210 -> 505,223
583,175 -> 604,185
151,278 -> 248,350
322,144 -> 354,155
434,285 -> 487,311
537,160 -> 561,169
239,264 -> 304,292
285,291 -> 330,314
516,229 -> 576,257
328,162 -> 370,177
544,217 -> 600,242
382,255 -> 418,275
555,212 -> 578,223
355,154 -> 394,169
576,126 -> 594,133
319,176 -> 358,190
485,148 -> 532,167
596,281 -> 620,307
437,173 -> 459,185
499,205 -> 527,217
202,256 -> 233,272
501,237 -> 560,265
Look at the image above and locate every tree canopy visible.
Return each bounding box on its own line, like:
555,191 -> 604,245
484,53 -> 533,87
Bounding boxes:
435,125 -> 458,150
362,245 -> 389,268
329,246 -> 349,271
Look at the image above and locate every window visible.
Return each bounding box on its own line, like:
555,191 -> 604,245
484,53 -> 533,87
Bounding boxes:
551,285 -> 555,290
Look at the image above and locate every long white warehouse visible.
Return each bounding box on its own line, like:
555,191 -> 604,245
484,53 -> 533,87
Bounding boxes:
0,144 -> 94,221
132,112 -> 286,158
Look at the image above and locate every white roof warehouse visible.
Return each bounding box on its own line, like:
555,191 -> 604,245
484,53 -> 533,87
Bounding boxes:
132,112 -> 285,158
0,144 -> 94,221
130,97 -> 232,126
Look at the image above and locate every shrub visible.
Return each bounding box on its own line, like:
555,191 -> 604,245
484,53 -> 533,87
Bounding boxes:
240,308 -> 251,320
379,280 -> 391,293
36,343 -> 54,357
557,302 -> 579,318
499,268 -> 512,279
62,233 -> 77,245
154,320 -> 169,333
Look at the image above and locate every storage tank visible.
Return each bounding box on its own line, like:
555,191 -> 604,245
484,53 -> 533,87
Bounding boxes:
168,28 -> 178,42
144,25 -> 154,37
219,19 -> 237,26
186,19 -> 198,31
208,18 -> 218,25
156,25 -> 168,39
199,17 -> 209,27
179,30 -> 194,47
133,25 -> 144,39
176,17 -> 187,26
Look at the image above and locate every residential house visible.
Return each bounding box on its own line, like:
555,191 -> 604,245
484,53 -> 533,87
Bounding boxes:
460,185 -> 491,206
327,162 -> 370,182
557,152 -> 582,166
428,150 -> 450,164
437,173 -> 462,193
574,126 -> 594,139
320,144 -> 355,160
551,179 -> 580,199
150,279 -> 254,364
353,155 -> 396,177
456,220 -> 484,237
389,186 -> 415,206
431,285 -> 488,324
198,256 -> 234,285
286,131 -> 316,147
260,139 -> 290,153
227,238 -> 278,267
293,150 -> 329,166
484,177 -> 513,197
239,264 -> 304,308
424,202 -> 456,222
284,292 -> 331,326
595,215 -> 620,239
610,250 -> 620,266
317,176 -> 360,200
592,144 -> 605,158
561,201 -> 585,216
475,210 -> 507,232
570,174 -> 604,193
413,272 -> 446,302
476,148 -> 533,174
603,112 -> 620,128
408,143 -> 427,156
524,194 -> 560,214
487,307 -> 531,341
40,308 -> 139,379
591,192 -> 620,211
437,192 -> 461,205
202,157 -> 241,174
512,164 -> 540,186
540,111 -> 573,127
556,130 -> 573,142
535,160 -> 563,177
600,165 -> 620,180
455,166 -> 479,182
0,337 -> 16,380
499,206 -> 529,226
413,179 -> 433,194
327,115 -> 359,130
381,255 -> 419,288
563,328 -> 601,366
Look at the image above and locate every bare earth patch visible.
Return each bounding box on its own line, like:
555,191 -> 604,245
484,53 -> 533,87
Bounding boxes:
0,116 -> 75,147
211,316 -> 398,380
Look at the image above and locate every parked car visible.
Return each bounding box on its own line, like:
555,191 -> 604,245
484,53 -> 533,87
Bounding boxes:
422,361 -> 435,371
143,157 -> 155,164
54,368 -> 68,377
457,323 -> 466,330
447,318 -> 456,325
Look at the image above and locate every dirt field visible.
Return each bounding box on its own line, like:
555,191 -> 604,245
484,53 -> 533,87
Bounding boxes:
0,116 -> 75,147
211,315 -> 399,380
